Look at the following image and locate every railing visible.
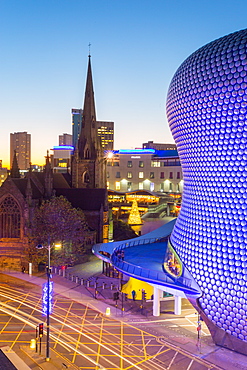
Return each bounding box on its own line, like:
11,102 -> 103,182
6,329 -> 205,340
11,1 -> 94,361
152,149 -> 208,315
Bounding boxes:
114,237 -> 162,252
110,254 -> 192,289
51,267 -> 120,292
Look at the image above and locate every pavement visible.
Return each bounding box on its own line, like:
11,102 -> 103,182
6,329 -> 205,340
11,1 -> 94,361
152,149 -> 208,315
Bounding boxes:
1,256 -> 247,370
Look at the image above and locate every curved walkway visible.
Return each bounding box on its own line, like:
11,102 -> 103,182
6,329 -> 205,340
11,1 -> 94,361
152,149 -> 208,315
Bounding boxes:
93,219 -> 201,297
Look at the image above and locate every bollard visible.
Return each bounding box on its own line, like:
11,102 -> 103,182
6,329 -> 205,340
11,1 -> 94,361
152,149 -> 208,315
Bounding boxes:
54,267 -> 57,274
110,283 -> 113,290
102,282 -> 105,289
81,278 -> 84,286
87,280 -> 90,288
59,269 -> 61,276
75,276 -> 78,284
30,339 -> 36,349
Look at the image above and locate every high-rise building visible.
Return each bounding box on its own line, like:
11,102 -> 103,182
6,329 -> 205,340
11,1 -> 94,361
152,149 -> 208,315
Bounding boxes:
72,109 -> 83,148
10,131 -> 31,171
96,121 -> 114,150
59,133 -> 72,146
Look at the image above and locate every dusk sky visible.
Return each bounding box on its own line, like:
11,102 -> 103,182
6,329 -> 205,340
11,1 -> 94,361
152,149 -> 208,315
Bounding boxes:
1,0 -> 247,168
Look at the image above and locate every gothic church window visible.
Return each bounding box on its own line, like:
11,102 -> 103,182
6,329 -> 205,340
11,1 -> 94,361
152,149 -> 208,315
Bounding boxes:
0,196 -> 21,238
83,171 -> 90,183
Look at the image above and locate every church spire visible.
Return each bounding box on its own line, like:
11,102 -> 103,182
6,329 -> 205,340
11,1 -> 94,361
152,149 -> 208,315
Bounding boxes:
78,55 -> 100,159
10,150 -> 21,178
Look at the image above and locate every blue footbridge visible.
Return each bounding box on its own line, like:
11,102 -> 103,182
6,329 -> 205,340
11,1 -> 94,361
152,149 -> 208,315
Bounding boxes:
92,220 -> 201,311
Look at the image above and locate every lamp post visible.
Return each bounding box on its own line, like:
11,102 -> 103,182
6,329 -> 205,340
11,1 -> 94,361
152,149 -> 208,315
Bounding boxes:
46,239 -> 51,362
37,238 -> 52,362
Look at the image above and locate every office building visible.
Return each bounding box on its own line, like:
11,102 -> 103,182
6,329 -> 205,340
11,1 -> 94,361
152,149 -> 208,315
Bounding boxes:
59,133 -> 72,146
142,141 -> 176,151
10,131 -> 31,171
72,109 -> 83,148
106,148 -> 183,193
96,121 -> 114,150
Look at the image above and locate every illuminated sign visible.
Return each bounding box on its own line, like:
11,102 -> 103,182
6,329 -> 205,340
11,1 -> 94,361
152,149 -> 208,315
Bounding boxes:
52,146 -> 74,150
131,156 -> 141,158
118,149 -> 155,154
42,281 -> 53,316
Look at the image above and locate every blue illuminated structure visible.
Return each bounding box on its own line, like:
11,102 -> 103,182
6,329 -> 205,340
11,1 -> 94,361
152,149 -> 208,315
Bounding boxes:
42,281 -> 53,316
53,146 -> 74,151
167,29 -> 247,352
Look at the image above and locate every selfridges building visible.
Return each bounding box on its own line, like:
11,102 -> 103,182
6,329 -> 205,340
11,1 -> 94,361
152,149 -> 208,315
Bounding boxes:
167,29 -> 247,352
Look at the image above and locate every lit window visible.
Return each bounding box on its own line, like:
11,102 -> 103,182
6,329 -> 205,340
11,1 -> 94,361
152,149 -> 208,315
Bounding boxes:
151,161 -> 160,167
116,181 -> 120,190
139,182 -> 143,190
106,181 -> 109,189
127,172 -> 132,179
127,161 -> 132,168
139,172 -> 144,179
150,182 -> 154,191
139,161 -> 144,168
150,172 -> 154,179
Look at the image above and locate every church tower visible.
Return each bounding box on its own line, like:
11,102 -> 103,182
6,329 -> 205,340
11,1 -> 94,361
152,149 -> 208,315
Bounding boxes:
71,55 -> 105,188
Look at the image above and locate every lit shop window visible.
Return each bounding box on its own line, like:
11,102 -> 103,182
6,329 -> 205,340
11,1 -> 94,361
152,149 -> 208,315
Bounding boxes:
115,182 -> 120,191
163,241 -> 182,278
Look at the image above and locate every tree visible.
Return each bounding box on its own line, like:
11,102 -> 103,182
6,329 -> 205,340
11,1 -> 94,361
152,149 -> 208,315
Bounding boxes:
113,220 -> 138,241
30,196 -> 94,266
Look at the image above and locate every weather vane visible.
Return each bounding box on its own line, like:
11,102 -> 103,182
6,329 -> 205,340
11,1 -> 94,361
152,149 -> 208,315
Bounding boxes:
88,42 -> 91,56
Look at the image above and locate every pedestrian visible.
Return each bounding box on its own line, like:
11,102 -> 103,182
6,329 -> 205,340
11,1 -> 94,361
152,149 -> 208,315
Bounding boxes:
132,290 -> 136,301
21,266 -> 26,274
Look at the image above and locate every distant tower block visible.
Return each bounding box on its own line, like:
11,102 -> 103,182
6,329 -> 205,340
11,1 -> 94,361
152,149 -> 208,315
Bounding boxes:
166,29 -> 247,351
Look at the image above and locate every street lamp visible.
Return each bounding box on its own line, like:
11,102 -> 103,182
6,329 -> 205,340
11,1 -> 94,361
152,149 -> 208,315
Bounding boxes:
36,238 -> 52,362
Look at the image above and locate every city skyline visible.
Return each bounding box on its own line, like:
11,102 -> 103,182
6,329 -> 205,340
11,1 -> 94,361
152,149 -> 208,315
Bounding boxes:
1,0 -> 247,168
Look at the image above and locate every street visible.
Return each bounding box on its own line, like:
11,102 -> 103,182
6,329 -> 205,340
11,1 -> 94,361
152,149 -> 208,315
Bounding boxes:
0,273 -> 222,370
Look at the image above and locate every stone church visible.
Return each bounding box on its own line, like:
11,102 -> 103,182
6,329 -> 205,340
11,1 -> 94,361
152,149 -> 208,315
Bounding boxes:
0,56 -> 110,271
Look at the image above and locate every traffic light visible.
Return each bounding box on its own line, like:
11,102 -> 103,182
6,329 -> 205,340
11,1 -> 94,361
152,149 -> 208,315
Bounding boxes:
142,290 -> 147,302
113,292 -> 120,301
38,323 -> 44,337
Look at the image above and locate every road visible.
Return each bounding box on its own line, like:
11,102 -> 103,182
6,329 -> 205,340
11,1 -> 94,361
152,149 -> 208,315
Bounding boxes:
0,273 -> 223,370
